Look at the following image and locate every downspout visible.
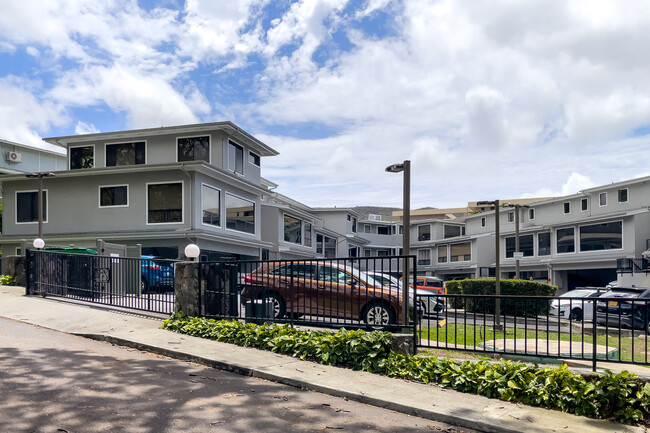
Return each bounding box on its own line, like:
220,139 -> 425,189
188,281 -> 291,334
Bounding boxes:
180,164 -> 195,247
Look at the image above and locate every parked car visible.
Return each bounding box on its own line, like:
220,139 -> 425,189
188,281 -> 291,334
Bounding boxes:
365,271 -> 445,317
549,287 -> 609,321
596,287 -> 650,332
239,261 -> 414,326
141,255 -> 175,293
397,275 -> 446,316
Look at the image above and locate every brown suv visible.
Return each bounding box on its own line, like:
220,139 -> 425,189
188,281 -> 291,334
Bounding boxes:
239,261 -> 406,326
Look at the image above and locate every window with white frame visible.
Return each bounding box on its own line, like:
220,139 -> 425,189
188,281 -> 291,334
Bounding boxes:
99,185 -> 128,207
563,202 -> 571,214
507,211 -> 514,223
70,145 -> 94,169
106,142 -> 145,166
481,217 -> 486,227
444,224 -> 461,238
249,151 -> 260,167
16,191 -> 47,223
228,141 -> 244,175
599,192 -> 607,207
284,215 -> 302,244
178,136 -> 210,162
618,189 -> 628,203
147,183 -> 183,224
201,184 -> 220,227
528,208 -> 535,220
579,221 -> 622,251
304,223 -> 312,247
581,198 -> 588,211
377,225 -> 391,235
418,249 -> 431,265
438,245 -> 448,263
226,193 -> 254,234
556,227 -> 575,253
418,224 -> 431,241
364,224 -> 371,234
450,243 -> 471,262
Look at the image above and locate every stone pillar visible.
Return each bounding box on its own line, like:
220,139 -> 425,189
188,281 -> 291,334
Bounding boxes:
2,255 -> 27,287
174,261 -> 200,316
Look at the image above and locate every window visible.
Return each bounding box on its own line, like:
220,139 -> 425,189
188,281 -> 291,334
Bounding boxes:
249,151 -> 260,167
528,208 -> 535,220
450,243 -> 471,262
99,185 -> 128,207
364,249 -> 371,257
178,136 -> 210,163
348,245 -> 358,257
304,223 -> 312,247
352,217 -> 357,233
581,198 -> 588,211
147,183 -> 182,224
481,217 -> 486,228
418,224 -> 431,241
599,192 -> 607,207
444,225 -> 461,238
70,145 -> 94,169
228,141 -> 244,174
399,226 -> 403,235
507,211 -> 514,223
364,224 -> 371,234
437,245 -> 448,263
106,142 -> 145,166
201,184 -> 220,227
618,189 -> 628,203
377,225 -> 391,235
505,234 -> 534,258
579,221 -> 622,251
16,191 -> 47,223
284,215 -> 302,244
226,193 -> 255,234
417,249 -> 431,265
563,202 -> 571,214
556,227 -> 575,254
377,249 -> 390,257
317,234 -> 335,256
369,214 -> 381,221
538,232 -> 551,256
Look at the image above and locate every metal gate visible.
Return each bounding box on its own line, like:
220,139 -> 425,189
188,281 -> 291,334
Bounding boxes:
26,250 -> 176,314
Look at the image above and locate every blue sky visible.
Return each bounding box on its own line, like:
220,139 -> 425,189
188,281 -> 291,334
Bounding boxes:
2,0 -> 650,208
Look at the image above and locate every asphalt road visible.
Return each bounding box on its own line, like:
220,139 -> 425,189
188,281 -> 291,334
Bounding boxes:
0,317 -> 483,433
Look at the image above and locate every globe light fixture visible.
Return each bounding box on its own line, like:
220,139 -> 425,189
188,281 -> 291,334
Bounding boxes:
184,244 -> 200,261
33,238 -> 45,250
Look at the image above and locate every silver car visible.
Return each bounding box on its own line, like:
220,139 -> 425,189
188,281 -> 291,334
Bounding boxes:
365,272 -> 445,316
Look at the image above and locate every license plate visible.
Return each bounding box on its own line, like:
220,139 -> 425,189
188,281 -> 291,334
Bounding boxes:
608,301 -> 618,307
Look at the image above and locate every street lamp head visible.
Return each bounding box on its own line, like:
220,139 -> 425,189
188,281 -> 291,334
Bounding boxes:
25,172 -> 55,179
476,200 -> 495,206
385,163 -> 405,173
184,243 -> 200,261
33,238 -> 45,250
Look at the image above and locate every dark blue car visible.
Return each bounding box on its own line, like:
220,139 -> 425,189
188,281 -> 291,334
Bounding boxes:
141,256 -> 175,293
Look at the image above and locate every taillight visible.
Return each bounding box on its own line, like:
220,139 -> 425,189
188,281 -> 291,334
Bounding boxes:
245,274 -> 253,283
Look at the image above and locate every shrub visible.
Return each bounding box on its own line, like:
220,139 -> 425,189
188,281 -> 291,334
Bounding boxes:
0,275 -> 17,286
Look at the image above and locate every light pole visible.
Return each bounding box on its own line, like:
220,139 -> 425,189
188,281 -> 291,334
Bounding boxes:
477,199 -> 502,331
25,172 -> 55,239
386,160 -> 410,327
504,204 -> 530,279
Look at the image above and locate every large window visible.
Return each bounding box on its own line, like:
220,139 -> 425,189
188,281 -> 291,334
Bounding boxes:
505,234 -> 534,258
418,224 -> 431,241
99,185 -> 128,207
228,141 -> 244,174
438,245 -> 448,263
316,234 -> 336,258
418,249 -> 431,265
538,232 -> 551,256
16,191 -> 47,223
148,183 -> 182,224
444,224 -> 461,238
556,227 -> 575,253
226,193 -> 255,234
450,243 -> 471,262
178,136 -> 210,162
106,142 -> 145,166
201,184 -> 220,227
618,189 -> 628,203
70,145 -> 94,169
377,225 -> 391,235
284,215 -> 302,244
579,221 -> 622,251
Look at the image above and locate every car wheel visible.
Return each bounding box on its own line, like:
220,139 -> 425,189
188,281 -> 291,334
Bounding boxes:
363,302 -> 394,326
261,292 -> 285,319
141,278 -> 150,294
569,308 -> 583,321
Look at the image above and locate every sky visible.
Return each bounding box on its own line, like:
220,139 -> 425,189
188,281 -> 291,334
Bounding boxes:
1,0 -> 650,209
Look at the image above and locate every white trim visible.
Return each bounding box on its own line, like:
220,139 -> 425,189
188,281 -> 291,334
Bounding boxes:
449,241 -> 472,262
104,140 -> 147,167
617,188 -> 629,203
224,192 -> 256,236
98,184 -> 130,208
15,189 -> 48,224
176,134 -> 211,164
15,247 -> 22,255
145,181 -> 184,225
555,226 -> 576,255
599,192 -> 607,207
228,140 -> 245,177
200,183 -> 221,228
69,144 -> 95,170
578,220 -> 623,253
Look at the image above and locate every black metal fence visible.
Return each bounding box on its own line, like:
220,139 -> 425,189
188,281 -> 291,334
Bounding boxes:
197,256 -> 418,333
26,250 -> 176,314
417,293 -> 650,369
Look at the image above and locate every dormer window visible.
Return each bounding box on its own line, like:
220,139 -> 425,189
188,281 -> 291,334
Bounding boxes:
178,136 -> 210,163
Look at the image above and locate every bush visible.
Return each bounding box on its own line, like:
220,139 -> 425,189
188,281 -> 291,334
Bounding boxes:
0,275 -> 17,286
445,278 -> 557,317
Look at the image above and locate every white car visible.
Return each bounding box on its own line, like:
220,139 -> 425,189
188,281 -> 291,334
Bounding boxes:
365,272 -> 445,316
549,288 -> 609,321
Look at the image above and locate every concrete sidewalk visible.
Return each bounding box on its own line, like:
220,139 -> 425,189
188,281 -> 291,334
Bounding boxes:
0,286 -> 643,433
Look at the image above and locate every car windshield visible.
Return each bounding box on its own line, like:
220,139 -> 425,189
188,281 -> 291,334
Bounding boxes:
560,290 -> 599,298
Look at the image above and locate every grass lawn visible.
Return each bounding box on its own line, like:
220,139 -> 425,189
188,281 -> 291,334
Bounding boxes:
419,323 -> 650,363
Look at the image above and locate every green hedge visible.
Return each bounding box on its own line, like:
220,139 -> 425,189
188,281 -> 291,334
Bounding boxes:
162,312 -> 650,425
445,279 -> 558,317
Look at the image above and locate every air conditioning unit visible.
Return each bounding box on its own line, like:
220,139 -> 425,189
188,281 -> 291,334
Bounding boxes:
6,151 -> 21,163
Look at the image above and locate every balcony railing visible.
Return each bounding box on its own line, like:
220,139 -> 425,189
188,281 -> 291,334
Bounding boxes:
617,258 -> 649,275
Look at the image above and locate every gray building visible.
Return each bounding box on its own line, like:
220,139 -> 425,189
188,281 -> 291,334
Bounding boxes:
0,138 -> 67,175
0,122 -> 279,260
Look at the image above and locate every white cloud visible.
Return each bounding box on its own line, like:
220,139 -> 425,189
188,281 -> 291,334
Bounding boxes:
523,173 -> 597,198
74,121 -> 99,135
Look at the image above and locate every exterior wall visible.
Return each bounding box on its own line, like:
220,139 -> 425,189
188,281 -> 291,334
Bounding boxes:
0,140 -> 67,174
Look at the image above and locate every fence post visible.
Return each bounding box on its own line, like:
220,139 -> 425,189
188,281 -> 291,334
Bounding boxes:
25,249 -> 32,295
592,299 -> 598,372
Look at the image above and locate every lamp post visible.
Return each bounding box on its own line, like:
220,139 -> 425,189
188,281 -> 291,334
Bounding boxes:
503,204 -> 530,279
24,172 -> 55,239
477,199 -> 502,331
386,160 -> 410,327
